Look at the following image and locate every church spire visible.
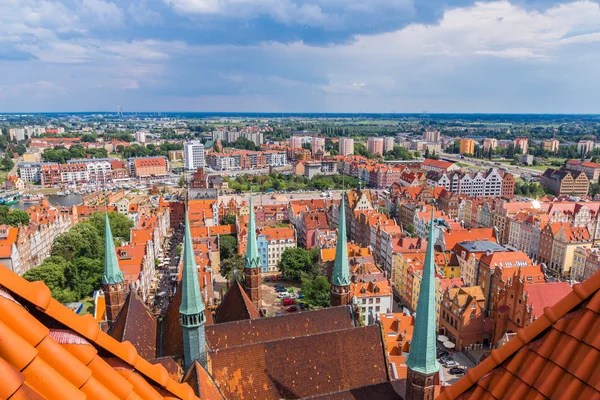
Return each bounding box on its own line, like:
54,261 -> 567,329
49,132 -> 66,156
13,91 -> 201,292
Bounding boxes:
102,212 -> 126,323
244,191 -> 260,270
180,209 -> 207,370
102,212 -> 123,285
331,193 -> 351,307
243,191 -> 262,308
405,206 -> 440,400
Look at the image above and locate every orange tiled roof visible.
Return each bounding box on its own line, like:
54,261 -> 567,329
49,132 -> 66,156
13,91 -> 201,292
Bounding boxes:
0,267 -> 199,400
351,280 -> 392,298
134,157 -> 166,167
443,228 -> 497,250
439,270 -> 600,400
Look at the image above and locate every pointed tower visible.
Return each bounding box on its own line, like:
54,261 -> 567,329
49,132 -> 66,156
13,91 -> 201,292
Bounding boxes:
405,207 -> 440,400
180,210 -> 207,370
102,212 -> 126,323
331,193 -> 351,307
243,192 -> 262,309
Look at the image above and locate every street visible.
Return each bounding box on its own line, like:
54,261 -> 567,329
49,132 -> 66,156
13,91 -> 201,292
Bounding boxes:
440,152 -> 541,178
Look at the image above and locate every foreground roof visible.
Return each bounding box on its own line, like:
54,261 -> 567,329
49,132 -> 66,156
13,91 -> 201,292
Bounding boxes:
439,270 -> 600,399
209,325 -> 390,399
0,267 -> 198,400
214,279 -> 260,324
207,305 -> 355,350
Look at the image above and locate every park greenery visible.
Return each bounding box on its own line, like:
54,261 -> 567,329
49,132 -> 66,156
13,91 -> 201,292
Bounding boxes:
23,212 -> 134,303
116,142 -> 183,159
42,145 -> 108,163
277,247 -> 331,309
0,206 -> 30,226
514,181 -> 549,199
222,137 -> 260,151
218,235 -> 241,280
227,172 -> 358,192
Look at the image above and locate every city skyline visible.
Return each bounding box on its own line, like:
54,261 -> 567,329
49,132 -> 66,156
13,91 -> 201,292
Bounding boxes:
0,0 -> 599,113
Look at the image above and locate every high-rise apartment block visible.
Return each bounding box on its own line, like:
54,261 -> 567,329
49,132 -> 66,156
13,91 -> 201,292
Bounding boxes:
312,137 -> 325,156
339,138 -> 354,156
184,140 -> 206,171
383,137 -> 395,153
459,139 -> 476,155
423,131 -> 440,143
513,138 -> 529,154
367,137 -> 384,156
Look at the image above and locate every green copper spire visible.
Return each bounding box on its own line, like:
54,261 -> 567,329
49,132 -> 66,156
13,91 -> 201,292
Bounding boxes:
102,212 -> 124,285
406,206 -> 440,375
179,210 -> 206,316
244,192 -> 260,269
332,193 -> 350,287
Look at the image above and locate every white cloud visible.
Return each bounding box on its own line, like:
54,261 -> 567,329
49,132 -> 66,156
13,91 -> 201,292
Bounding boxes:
128,1 -> 164,26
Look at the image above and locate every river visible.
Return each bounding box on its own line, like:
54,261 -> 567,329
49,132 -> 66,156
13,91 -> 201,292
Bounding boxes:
11,194 -> 84,210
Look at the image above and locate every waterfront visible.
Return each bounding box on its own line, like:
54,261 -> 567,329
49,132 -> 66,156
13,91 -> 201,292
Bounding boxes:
10,194 -> 84,210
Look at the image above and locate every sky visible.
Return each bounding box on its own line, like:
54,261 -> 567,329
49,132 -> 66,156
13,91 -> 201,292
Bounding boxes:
0,0 -> 599,113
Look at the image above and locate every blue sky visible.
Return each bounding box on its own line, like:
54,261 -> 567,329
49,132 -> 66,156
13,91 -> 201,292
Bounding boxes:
0,0 -> 599,112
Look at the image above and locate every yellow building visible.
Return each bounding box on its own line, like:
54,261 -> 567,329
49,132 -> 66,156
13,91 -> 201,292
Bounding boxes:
543,139 -> 560,153
459,139 -> 476,155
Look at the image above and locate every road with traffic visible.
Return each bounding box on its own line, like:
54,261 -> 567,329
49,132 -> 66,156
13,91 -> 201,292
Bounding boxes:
440,152 -> 542,178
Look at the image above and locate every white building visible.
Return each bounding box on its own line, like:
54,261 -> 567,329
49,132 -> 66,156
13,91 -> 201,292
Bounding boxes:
68,159 -> 113,183
135,131 -> 147,143
18,162 -> 43,183
184,141 -> 206,171
352,281 -> 393,323
265,151 -> 287,167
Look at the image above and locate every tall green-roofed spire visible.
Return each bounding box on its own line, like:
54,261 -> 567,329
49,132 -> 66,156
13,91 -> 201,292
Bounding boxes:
332,193 -> 350,287
244,191 -> 260,269
102,212 -> 124,285
180,210 -> 206,316
180,209 -> 207,370
406,206 -> 440,376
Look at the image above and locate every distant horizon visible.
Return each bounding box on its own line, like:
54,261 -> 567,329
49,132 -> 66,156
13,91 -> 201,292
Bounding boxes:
2,112 -> 599,117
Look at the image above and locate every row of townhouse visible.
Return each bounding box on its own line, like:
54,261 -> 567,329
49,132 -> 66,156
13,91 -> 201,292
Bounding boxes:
426,167 -> 515,198
19,158 -> 128,186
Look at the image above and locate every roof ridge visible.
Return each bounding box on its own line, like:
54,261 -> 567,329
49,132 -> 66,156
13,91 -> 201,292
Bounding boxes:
438,269 -> 600,399
209,324 -> 381,352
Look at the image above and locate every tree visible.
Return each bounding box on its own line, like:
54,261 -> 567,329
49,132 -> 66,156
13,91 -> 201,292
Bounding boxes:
220,254 -> 244,280
51,222 -> 101,261
0,206 -> 29,226
301,276 -> 331,309
65,257 -> 103,299
0,154 -> 14,171
220,213 -> 237,225
88,212 -> 133,242
278,248 -> 319,280
404,223 -> 417,238
178,176 -> 185,188
219,235 -> 237,260
23,257 -> 78,303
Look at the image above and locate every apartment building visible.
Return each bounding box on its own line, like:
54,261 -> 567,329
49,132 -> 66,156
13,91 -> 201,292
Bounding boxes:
184,140 -> 205,171
543,139 -> 560,153
257,226 -> 297,273
367,137 -> 384,156
483,138 -> 498,151
577,140 -> 595,156
423,130 -> 440,143
513,138 -> 529,154
459,139 -> 476,155
130,157 -> 168,177
338,138 -> 354,156
311,136 -> 325,156
18,162 -> 43,183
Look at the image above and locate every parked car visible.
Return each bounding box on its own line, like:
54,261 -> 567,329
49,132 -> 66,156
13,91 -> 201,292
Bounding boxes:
286,306 -> 298,312
439,356 -> 453,364
297,293 -> 303,299
283,298 -> 295,306
264,277 -> 271,282
299,302 -> 307,309
449,367 -> 465,375
275,287 -> 287,293
278,292 -> 290,298
437,351 -> 450,359
444,360 -> 459,367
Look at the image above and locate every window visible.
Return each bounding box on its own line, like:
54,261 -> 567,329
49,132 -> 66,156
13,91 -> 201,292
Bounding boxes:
376,306 -> 380,312
369,298 -> 374,304
471,303 -> 476,309
376,298 -> 381,304
470,312 -> 476,319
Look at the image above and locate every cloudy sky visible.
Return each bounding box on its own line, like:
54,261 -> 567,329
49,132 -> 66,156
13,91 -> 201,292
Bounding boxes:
0,0 -> 599,112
